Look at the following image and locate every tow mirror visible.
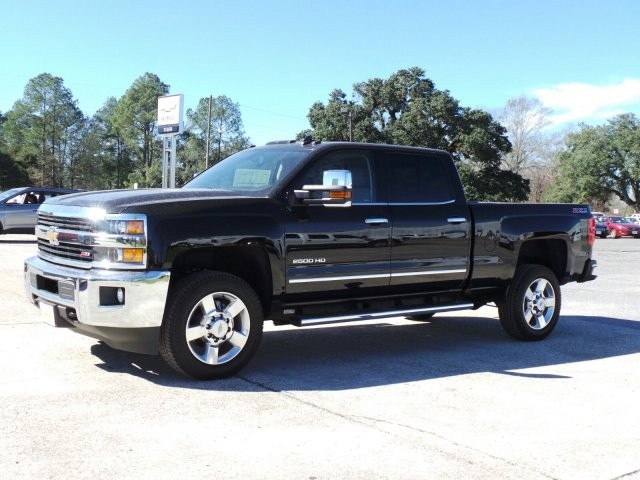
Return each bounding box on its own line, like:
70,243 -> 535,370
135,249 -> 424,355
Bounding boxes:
293,169 -> 352,206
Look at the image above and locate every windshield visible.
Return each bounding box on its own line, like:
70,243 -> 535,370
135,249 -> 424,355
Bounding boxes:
183,147 -> 310,195
0,187 -> 24,202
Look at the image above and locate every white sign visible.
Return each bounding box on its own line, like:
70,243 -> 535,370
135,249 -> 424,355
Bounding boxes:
157,94 -> 184,134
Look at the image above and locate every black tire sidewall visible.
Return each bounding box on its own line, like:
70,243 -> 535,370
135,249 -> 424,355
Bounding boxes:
501,264 -> 561,341
160,271 -> 264,380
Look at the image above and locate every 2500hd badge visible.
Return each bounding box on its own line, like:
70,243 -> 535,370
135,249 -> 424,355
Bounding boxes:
292,258 -> 326,264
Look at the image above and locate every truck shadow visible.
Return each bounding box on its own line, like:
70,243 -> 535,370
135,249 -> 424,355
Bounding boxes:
90,314 -> 640,390
0,237 -> 37,244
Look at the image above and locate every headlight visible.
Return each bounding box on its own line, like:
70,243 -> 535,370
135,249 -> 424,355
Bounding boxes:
109,220 -> 145,235
92,214 -> 148,269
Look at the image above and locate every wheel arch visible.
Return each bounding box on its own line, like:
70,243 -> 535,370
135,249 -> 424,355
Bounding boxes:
168,246 -> 273,315
516,238 -> 568,284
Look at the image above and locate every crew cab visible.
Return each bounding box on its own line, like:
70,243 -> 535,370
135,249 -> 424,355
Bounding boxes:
24,140 -> 597,379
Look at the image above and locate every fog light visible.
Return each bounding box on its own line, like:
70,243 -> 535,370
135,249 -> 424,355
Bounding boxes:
116,288 -> 125,304
122,248 -> 144,263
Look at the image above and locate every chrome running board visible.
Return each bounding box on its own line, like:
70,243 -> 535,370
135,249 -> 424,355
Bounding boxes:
294,302 -> 474,327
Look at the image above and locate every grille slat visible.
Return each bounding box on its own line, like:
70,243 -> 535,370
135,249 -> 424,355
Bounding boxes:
37,240 -> 93,263
38,212 -> 93,231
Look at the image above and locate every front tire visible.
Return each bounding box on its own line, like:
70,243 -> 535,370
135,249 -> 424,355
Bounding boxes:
497,264 -> 561,341
160,271 -> 263,380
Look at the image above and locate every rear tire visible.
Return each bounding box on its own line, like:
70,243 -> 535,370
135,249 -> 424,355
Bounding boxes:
497,264 -> 561,341
160,271 -> 263,380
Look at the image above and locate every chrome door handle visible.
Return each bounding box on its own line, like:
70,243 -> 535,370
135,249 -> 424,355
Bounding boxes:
365,218 -> 389,225
447,217 -> 467,224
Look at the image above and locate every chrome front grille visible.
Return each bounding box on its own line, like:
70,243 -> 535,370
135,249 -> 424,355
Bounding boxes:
38,212 -> 93,231
37,210 -> 95,267
37,238 -> 93,263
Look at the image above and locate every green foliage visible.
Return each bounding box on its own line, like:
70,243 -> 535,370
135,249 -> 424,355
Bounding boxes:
182,95 -> 250,180
545,114 -> 640,210
307,67 -> 528,201
87,97 -> 132,189
3,73 -> 84,187
114,73 -> 169,187
0,150 -> 29,189
1,73 -> 255,191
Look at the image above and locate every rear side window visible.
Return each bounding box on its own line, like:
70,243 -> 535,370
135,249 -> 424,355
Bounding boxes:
384,153 -> 455,203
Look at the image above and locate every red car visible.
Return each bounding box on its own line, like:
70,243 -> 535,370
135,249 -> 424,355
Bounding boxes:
604,216 -> 640,238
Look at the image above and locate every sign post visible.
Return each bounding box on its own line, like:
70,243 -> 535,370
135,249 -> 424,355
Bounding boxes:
157,94 -> 184,188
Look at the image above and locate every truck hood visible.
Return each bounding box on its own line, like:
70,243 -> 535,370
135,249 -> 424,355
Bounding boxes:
45,188 -> 260,213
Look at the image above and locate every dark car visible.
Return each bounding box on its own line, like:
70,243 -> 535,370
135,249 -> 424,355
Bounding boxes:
604,216 -> 640,238
0,186 -> 82,234
594,218 -> 609,238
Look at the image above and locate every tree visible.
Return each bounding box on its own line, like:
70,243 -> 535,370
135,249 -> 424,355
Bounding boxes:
306,67 -> 529,201
185,96 -> 250,164
0,110 -> 6,148
497,96 -> 551,174
497,96 -> 563,202
3,73 -> 84,187
546,114 -> 640,211
89,97 -> 132,189
113,73 -> 169,186
0,150 -> 29,189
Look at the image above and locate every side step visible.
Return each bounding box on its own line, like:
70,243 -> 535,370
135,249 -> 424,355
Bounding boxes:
293,302 -> 475,327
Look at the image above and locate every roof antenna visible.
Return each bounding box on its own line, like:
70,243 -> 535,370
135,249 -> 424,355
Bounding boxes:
302,135 -> 313,145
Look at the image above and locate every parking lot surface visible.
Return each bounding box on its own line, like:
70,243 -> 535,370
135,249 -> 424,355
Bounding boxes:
1,235 -> 639,479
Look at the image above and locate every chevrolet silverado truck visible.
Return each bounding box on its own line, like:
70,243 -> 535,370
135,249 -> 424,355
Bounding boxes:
24,139 -> 597,380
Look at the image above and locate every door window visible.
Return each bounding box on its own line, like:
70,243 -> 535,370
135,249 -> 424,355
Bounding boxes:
296,150 -> 376,204
386,154 -> 454,204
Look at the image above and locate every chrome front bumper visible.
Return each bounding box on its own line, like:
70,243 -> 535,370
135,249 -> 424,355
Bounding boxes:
24,255 -> 170,329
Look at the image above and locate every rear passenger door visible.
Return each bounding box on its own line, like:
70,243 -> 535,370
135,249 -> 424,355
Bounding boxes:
383,151 -> 471,292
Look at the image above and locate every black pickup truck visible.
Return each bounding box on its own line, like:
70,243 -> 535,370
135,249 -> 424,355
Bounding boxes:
24,140 -> 597,379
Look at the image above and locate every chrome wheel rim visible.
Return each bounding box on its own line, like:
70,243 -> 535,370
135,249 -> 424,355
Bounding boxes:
522,278 -> 556,330
185,291 -> 250,365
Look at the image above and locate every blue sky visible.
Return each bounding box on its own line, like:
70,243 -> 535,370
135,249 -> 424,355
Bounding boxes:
1,0 -> 639,145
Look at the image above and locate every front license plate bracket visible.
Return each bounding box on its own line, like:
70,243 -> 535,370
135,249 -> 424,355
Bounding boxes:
39,301 -> 60,327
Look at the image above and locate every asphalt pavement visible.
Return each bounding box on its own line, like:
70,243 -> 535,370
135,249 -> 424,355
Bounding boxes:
1,234 -> 639,479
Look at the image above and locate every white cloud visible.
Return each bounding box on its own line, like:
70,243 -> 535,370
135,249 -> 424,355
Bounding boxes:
533,79 -> 640,126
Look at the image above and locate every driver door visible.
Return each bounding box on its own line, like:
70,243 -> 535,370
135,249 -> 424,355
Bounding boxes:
283,149 -> 391,298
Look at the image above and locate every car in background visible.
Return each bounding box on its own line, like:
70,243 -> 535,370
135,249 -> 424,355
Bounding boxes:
626,216 -> 640,227
604,216 -> 640,238
594,218 -> 609,238
0,186 -> 82,234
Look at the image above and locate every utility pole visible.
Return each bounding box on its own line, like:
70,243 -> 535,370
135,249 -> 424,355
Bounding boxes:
205,95 -> 212,169
340,107 -> 353,141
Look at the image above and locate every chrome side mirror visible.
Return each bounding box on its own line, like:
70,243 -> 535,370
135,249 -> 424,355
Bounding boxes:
293,169 -> 352,206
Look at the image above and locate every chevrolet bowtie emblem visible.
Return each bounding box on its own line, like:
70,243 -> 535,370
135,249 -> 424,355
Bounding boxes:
46,227 -> 59,246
